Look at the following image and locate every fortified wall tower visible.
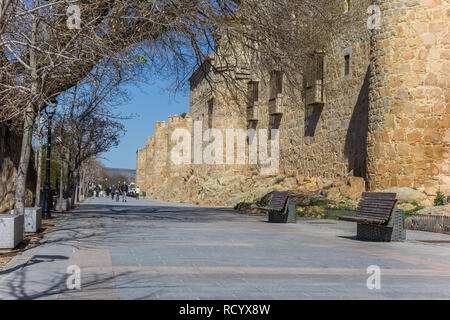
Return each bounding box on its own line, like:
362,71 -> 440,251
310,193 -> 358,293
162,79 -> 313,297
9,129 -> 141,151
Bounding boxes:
167,114 -> 193,178
136,145 -> 147,189
151,121 -> 168,189
367,0 -> 449,196
136,0 -> 449,205
144,136 -> 154,191
136,114 -> 195,196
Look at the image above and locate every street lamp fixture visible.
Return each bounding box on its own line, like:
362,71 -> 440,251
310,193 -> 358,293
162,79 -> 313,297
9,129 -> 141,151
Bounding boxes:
42,100 -> 57,219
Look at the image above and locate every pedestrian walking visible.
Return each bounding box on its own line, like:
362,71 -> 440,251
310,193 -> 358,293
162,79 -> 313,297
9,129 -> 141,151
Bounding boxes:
115,184 -> 121,202
111,186 -> 115,200
121,183 -> 128,202
135,186 -> 140,200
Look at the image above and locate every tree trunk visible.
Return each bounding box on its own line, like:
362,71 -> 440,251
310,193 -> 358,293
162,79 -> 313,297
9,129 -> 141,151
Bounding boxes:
34,113 -> 43,207
58,157 -> 64,211
82,169 -> 87,199
74,170 -> 80,203
15,16 -> 38,215
64,151 -> 71,199
78,169 -> 83,201
13,107 -> 36,215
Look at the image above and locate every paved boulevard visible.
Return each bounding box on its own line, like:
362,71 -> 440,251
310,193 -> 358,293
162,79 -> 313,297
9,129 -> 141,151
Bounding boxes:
1,197 -> 450,299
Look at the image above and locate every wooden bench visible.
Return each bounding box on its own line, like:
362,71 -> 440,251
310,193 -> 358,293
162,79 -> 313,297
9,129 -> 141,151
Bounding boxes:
257,191 -> 296,223
338,192 -> 405,241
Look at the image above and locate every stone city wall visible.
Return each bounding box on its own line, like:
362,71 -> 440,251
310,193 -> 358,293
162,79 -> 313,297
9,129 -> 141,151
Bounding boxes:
367,0 -> 449,204
136,0 -> 449,207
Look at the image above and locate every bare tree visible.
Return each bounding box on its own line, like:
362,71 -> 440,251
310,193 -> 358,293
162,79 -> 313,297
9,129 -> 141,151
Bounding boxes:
80,158 -> 106,198
0,0 -> 245,214
53,70 -> 131,203
33,107 -> 44,207
1,0 -> 361,214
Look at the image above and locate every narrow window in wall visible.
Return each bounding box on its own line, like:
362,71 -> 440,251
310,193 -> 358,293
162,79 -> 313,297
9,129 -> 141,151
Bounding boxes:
207,98 -> 214,129
344,54 -> 350,76
247,81 -> 259,106
247,82 -> 253,105
253,81 -> 259,103
268,71 -> 284,115
270,70 -> 283,100
269,115 -> 282,140
305,51 -> 325,106
317,54 -> 324,82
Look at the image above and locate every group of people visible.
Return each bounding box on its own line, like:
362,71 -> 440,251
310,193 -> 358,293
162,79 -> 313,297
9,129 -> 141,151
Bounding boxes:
106,183 -> 129,202
104,183 -> 142,202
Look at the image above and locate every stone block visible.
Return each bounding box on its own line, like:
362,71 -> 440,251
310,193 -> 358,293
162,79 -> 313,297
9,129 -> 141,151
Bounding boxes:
55,198 -> 69,211
24,207 -> 42,233
0,214 -> 24,249
11,207 -> 42,233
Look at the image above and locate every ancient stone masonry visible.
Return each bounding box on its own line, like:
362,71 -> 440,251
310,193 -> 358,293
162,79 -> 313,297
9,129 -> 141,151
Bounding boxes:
137,0 -> 449,207
367,0 -> 450,202
135,145 -> 147,190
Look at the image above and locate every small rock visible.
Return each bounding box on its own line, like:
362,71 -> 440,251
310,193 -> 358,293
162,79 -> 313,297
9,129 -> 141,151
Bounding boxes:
383,187 -> 428,204
398,203 -> 416,212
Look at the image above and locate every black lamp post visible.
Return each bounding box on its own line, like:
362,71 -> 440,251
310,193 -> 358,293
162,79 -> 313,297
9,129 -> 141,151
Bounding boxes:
42,102 -> 57,219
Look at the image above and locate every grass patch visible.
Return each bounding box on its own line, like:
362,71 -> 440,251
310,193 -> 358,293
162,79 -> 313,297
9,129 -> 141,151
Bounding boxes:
434,189 -> 445,206
322,207 -> 356,221
404,205 -> 425,216
297,201 -> 328,208
399,201 -> 425,216
323,214 -> 340,221
297,210 -> 306,217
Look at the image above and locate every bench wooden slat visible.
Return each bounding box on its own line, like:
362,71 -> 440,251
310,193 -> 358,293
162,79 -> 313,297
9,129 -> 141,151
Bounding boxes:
358,198 -> 397,205
338,216 -> 386,224
354,212 -> 390,219
356,207 -> 395,214
257,191 -> 289,213
338,192 -> 397,225
358,200 -> 396,207
357,205 -> 395,210
356,207 -> 394,215
361,192 -> 396,200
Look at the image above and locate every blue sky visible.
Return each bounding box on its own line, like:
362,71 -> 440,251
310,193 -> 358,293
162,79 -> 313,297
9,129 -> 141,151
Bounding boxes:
100,80 -> 190,170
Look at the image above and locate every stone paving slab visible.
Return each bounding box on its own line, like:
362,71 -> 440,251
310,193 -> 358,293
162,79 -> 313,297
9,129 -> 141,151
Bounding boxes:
1,196 -> 450,300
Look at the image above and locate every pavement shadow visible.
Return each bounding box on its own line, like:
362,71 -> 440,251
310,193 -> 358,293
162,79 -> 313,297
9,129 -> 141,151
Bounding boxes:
9,201 -> 265,254
2,268 -> 138,300
0,255 -> 69,276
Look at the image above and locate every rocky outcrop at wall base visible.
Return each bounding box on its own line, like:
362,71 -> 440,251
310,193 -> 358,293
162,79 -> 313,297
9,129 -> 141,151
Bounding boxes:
414,205 -> 450,217
0,124 -> 36,214
146,169 -> 438,217
146,171 -> 364,208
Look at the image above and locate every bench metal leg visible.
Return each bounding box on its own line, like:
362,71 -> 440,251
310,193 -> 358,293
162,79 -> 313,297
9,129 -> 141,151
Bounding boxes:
356,209 -> 405,242
391,209 -> 406,241
357,224 -> 394,241
268,200 -> 297,224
